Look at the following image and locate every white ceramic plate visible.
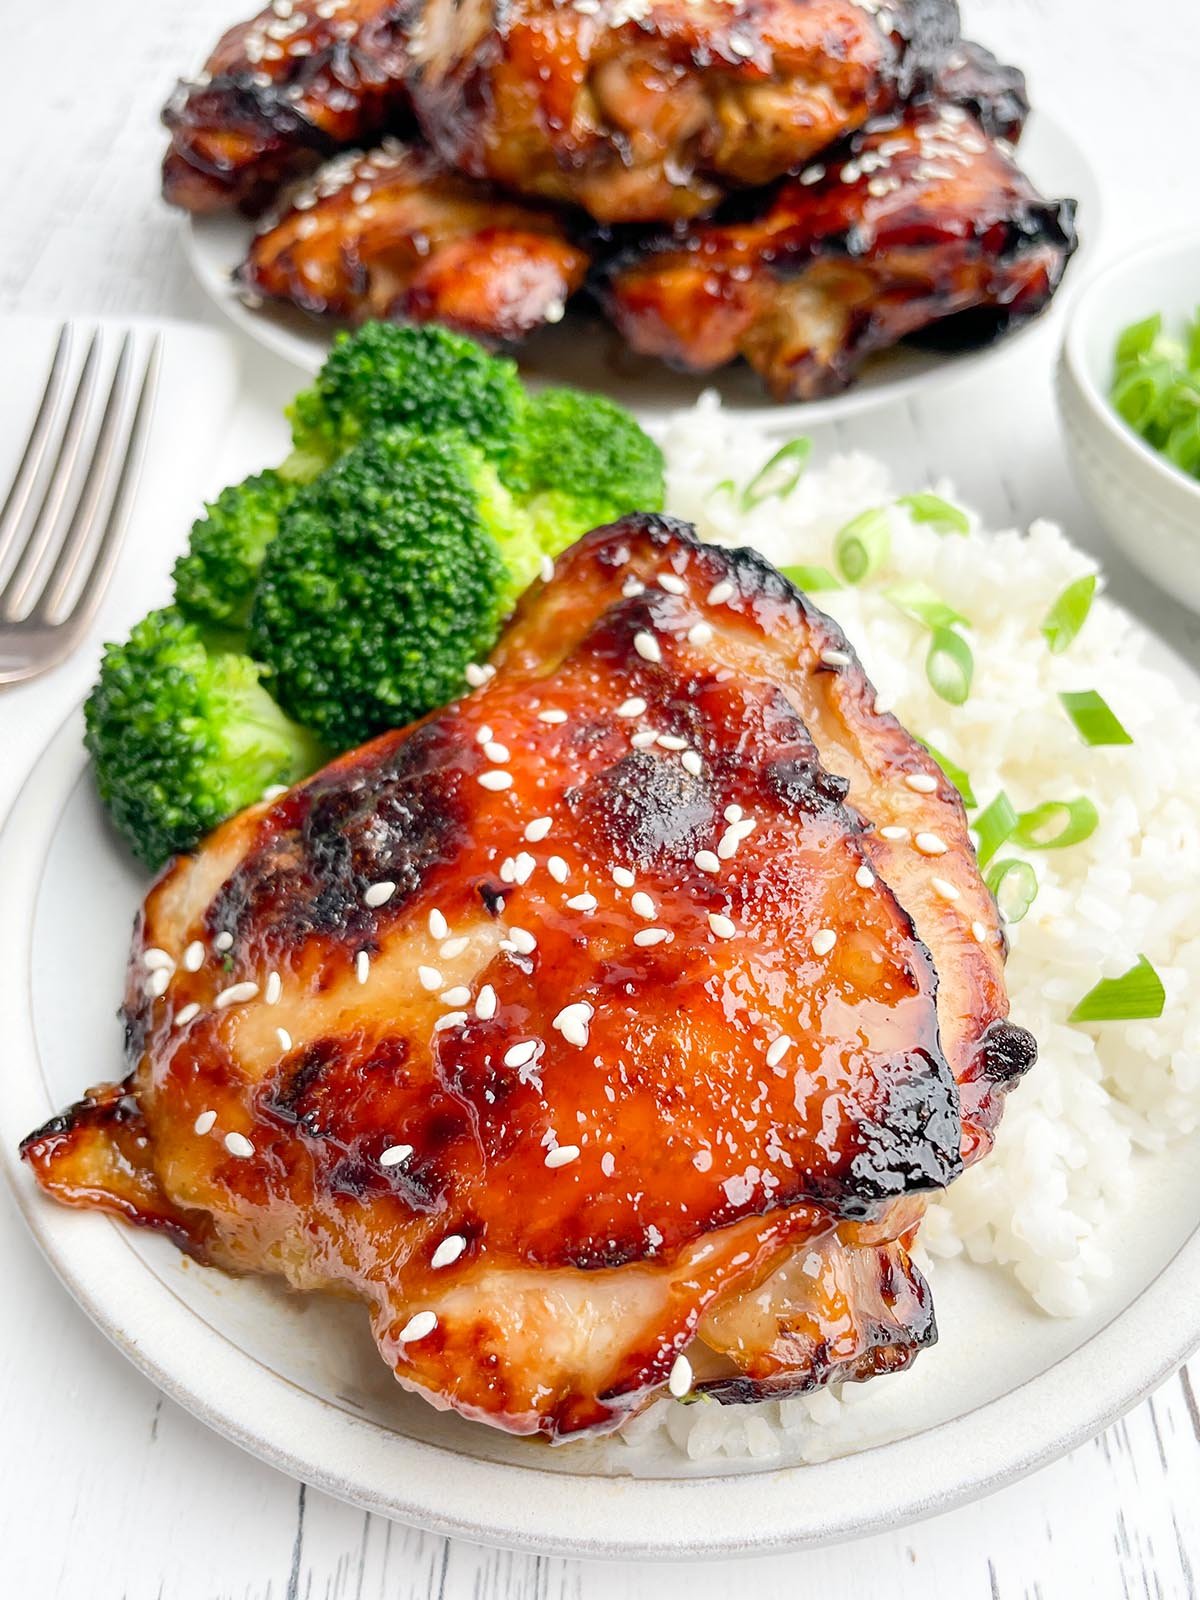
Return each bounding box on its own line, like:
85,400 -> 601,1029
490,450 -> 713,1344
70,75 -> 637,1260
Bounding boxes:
3,653 -> 1199,1557
183,112 -> 1100,428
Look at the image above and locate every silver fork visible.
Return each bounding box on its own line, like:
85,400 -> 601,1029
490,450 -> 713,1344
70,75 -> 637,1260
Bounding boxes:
0,325 -> 161,686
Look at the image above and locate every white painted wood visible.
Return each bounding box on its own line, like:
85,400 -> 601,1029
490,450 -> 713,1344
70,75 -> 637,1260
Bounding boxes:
2,0 -> 1200,1595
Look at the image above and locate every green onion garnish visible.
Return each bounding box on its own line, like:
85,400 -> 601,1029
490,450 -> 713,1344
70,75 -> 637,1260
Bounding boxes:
780,563 -> 843,593
885,580 -> 969,631
984,858 -> 1038,923
1068,955 -> 1165,1024
1041,575 -> 1096,654
896,492 -> 970,536
925,626 -> 973,705
918,740 -> 975,808
1115,312 -> 1161,363
1111,310 -> 1200,482
834,508 -> 891,584
972,791 -> 1018,867
741,438 -> 812,509
1012,797 -> 1099,851
1059,689 -> 1133,746
706,478 -> 736,503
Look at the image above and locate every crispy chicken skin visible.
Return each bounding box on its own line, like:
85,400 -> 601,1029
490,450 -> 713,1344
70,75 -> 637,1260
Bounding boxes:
411,0 -> 960,223
23,518 -> 1033,1439
932,39 -> 1029,144
598,104 -> 1077,400
162,0 -> 416,215
237,140 -> 589,338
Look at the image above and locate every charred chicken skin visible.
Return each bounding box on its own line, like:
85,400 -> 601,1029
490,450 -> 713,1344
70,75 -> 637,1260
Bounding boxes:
411,0 -> 960,223
162,0 -> 417,214
238,140 -> 590,338
23,518 -> 1033,1439
598,103 -> 1077,399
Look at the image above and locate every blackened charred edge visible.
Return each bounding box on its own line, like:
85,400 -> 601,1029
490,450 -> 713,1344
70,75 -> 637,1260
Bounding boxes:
19,1079 -> 141,1158
974,1018 -> 1038,1086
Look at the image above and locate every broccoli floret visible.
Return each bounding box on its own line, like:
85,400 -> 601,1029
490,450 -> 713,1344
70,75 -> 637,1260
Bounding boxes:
84,607 -> 324,869
507,386 -> 665,549
284,322 -> 527,481
250,429 -> 543,749
172,469 -> 298,633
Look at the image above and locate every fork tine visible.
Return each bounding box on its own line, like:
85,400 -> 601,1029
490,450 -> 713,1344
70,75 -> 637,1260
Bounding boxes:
0,325 -> 74,586
0,330 -> 104,618
35,332 -> 142,620
54,334 -> 162,634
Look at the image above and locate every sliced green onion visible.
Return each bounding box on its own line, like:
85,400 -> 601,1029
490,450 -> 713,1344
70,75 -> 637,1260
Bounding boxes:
885,580 -> 969,631
925,626 -> 973,705
780,563 -> 843,593
984,858 -> 1038,923
896,492 -> 970,536
741,438 -> 812,508
918,740 -> 975,808
1059,689 -> 1133,746
834,508 -> 891,584
972,791 -> 1018,868
1041,574 -> 1096,654
706,478 -> 736,503
1068,955 -> 1165,1024
1115,312 -> 1161,364
1012,797 -> 1099,851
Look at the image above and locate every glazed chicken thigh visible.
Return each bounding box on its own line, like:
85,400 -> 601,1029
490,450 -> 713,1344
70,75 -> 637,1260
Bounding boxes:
24,517 -> 1033,1438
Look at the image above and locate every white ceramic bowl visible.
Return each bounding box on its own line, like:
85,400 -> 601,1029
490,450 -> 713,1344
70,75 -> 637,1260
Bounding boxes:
1057,232 -> 1200,611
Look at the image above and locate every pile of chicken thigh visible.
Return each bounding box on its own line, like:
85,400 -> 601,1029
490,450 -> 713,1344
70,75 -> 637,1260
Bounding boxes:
163,0 -> 1077,399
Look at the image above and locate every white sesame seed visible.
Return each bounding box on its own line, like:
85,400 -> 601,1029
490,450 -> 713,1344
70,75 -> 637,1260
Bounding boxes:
183,941 -> 205,972
548,856 -> 569,883
440,986 -> 471,1007
657,733 -> 687,751
397,1310 -> 437,1343
612,865 -> 636,888
142,947 -> 174,971
504,1040 -> 539,1068
631,891 -> 656,919
538,708 -> 568,724
634,928 -> 672,947
437,1007 -> 467,1028
193,1110 -> 217,1135
617,697 -> 647,717
688,622 -> 714,646
483,741 -> 510,763
174,1002 -> 200,1027
601,1151 -> 616,1177
511,852 -> 536,885
905,773 -> 939,794
708,912 -> 737,939
622,576 -> 645,597
880,825 -> 909,841
508,927 -> 537,955
524,816 -> 553,841
440,936 -> 469,959
478,770 -> 512,791
567,892 -> 598,911
276,1028 -> 292,1052
915,831 -> 949,856
634,630 -> 662,663
214,981 -> 258,1009
972,920 -> 989,943
631,730 -> 658,748
931,876 -> 960,901
465,663 -> 488,686
356,951 -> 370,984
475,985 -> 497,1019
694,850 -> 720,873
724,804 -> 743,822
431,1235 -> 467,1269
224,1131 -> 255,1158
144,967 -> 171,999
429,909 -> 449,940
717,818 -> 756,859
419,965 -> 443,991
668,1353 -> 693,1397
540,555 -> 555,582
657,572 -> 686,595
766,1034 -> 793,1067
379,1143 -> 413,1167
265,970 -> 282,1005
364,880 -> 396,908
499,857 -> 517,884
820,648 -> 851,668
214,931 -> 234,953
545,1144 -> 580,1169
707,580 -> 734,605
855,865 -> 876,889
475,726 -> 493,746
812,929 -> 837,956
681,750 -> 703,777
553,1002 -> 592,1047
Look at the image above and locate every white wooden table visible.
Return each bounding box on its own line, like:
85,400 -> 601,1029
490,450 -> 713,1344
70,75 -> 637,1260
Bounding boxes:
3,1 -> 1200,1594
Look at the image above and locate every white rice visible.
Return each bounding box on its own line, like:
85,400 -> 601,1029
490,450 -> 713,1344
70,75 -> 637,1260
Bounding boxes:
628,394 -> 1200,1460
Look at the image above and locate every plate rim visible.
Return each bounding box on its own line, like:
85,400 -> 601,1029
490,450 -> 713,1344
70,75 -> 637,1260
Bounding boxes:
181,108 -> 1103,424
2,700 -> 1199,1560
